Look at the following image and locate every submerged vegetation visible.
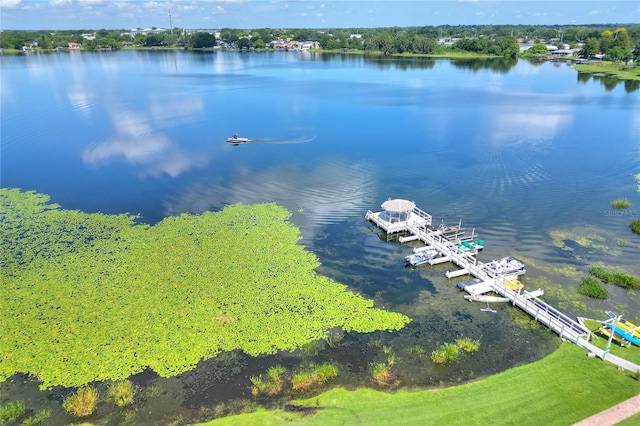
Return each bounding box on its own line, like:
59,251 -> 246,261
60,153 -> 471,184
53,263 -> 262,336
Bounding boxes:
0,189 -> 410,389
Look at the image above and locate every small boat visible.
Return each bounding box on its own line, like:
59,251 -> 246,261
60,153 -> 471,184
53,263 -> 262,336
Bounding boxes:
464,294 -> 509,303
405,248 -> 441,266
483,256 -> 526,277
604,311 -> 640,346
504,279 -> 524,292
226,134 -> 249,144
458,239 -> 484,251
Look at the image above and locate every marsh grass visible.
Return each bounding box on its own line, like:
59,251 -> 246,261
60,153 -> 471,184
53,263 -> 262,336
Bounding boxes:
300,340 -> 325,356
251,365 -> 288,396
611,198 -> 631,209
455,337 -> 481,353
631,220 -> 640,235
578,276 -> 608,299
62,386 -> 99,418
326,329 -> 345,348
107,379 -> 136,407
20,409 -> 51,426
0,400 -> 26,423
291,363 -> 338,393
431,343 -> 460,365
589,265 -> 640,290
370,363 -> 394,386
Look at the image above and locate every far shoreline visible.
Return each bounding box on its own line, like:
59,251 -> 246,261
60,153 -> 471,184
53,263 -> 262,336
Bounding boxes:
5,46 -> 638,82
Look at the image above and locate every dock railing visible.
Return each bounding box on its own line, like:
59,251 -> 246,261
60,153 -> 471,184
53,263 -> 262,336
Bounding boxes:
493,279 -> 591,343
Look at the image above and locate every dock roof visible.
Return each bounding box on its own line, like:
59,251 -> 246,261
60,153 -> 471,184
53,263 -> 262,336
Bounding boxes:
381,199 -> 415,212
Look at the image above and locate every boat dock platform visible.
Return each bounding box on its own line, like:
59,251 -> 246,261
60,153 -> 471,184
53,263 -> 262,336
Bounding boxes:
366,199 -> 639,372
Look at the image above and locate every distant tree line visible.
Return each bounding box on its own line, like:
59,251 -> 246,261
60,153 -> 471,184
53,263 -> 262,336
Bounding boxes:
1,24 -> 638,61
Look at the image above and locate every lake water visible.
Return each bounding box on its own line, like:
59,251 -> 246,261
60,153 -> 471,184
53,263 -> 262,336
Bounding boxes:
1,51 -> 639,424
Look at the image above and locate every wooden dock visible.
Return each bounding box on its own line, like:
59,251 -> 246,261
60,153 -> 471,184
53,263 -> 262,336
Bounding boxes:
366,200 -> 639,372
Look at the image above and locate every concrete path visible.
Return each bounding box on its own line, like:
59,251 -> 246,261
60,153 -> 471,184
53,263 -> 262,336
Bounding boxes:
573,394 -> 640,426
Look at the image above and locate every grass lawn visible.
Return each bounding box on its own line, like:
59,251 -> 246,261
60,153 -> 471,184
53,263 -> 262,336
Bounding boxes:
573,61 -> 640,81
204,343 -> 639,425
582,319 -> 640,365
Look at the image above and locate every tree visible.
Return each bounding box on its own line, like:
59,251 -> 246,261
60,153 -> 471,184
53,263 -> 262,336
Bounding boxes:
580,38 -> 600,57
526,43 -> 550,56
236,37 -> 251,49
144,34 -> 163,47
191,32 -> 216,48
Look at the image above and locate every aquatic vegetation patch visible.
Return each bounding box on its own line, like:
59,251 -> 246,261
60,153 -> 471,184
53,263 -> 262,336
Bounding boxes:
632,220 -> 640,235
0,400 -> 26,423
431,343 -> 460,365
611,198 -> 631,209
63,386 -> 99,418
291,363 -> 338,394
578,277 -> 608,299
0,189 -> 410,389
107,379 -> 136,407
20,409 -> 51,426
549,227 -> 620,257
589,265 -> 640,290
455,337 -> 481,353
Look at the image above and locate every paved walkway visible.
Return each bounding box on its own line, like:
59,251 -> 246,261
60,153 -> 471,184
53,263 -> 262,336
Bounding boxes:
573,394 -> 640,426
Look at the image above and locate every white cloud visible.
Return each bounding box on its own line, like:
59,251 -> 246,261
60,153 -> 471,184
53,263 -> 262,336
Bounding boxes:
49,0 -> 70,5
316,13 -> 322,17
590,9 -> 602,15
0,0 -> 22,7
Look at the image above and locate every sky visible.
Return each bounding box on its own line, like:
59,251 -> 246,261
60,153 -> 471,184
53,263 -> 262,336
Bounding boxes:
1,0 -> 638,31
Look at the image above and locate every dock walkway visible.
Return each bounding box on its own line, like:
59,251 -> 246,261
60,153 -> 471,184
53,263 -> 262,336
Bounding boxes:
366,201 -> 640,373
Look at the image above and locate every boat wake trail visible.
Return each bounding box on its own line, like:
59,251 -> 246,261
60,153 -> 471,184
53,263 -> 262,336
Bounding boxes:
249,135 -> 316,144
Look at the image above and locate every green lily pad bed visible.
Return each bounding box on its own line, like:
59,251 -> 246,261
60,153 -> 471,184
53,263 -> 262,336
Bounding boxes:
0,189 -> 410,389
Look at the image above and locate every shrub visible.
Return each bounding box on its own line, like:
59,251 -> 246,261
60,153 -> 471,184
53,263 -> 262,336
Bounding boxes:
456,337 -> 481,353
0,400 -> 26,423
578,277 -> 608,299
632,220 -> 640,235
431,343 -> 460,364
611,198 -> 630,209
107,379 -> 135,407
62,386 -> 99,418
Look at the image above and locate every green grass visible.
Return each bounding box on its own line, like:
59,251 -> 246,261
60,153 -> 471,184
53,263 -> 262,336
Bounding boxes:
631,220 -> 640,235
611,198 -> 631,209
581,320 -> 640,365
203,344 -> 640,425
431,342 -> 460,364
574,61 -> 640,81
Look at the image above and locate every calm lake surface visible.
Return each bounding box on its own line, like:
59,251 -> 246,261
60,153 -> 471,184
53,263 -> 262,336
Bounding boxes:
1,51 -> 639,424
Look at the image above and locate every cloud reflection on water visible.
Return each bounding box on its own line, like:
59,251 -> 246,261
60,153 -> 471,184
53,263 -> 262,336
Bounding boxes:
163,161 -> 377,242
82,95 -> 208,177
